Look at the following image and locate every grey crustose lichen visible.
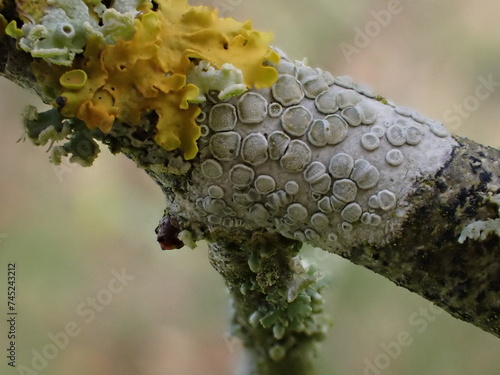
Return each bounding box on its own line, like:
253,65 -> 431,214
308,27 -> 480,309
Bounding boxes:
162,49 -> 455,254
18,41 -> 500,356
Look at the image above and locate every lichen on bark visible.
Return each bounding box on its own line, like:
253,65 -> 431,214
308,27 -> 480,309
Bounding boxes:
0,0 -> 499,374
208,233 -> 330,374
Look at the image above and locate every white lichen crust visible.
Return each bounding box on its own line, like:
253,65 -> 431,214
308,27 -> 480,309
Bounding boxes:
459,193 -> 500,243
168,51 -> 457,252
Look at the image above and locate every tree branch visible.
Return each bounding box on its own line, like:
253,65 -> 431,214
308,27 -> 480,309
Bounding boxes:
208,233 -> 328,375
1,0 -> 498,373
346,136 -> 500,336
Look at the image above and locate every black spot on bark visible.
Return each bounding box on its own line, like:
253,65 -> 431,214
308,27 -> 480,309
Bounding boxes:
479,171 -> 492,185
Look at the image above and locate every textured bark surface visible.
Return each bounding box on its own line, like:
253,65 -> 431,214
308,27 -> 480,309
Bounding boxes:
0,37 -> 44,99
0,0 -> 48,102
0,5 -> 498,373
147,133 -> 500,339
346,136 -> 500,337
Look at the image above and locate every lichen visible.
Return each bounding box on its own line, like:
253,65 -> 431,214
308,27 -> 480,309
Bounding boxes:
211,234 -> 330,367
12,0 -> 50,24
6,0 -> 279,160
30,60 -> 69,100
23,106 -> 101,167
458,193 -> 500,243
186,61 -> 247,102
60,69 -> 88,89
6,0 -> 140,66
169,52 -> 456,252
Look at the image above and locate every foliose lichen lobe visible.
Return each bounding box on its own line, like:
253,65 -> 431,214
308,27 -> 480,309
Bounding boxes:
5,0 -> 279,159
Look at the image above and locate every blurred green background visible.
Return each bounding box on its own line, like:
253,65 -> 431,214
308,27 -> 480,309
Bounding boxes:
1,1 -> 500,374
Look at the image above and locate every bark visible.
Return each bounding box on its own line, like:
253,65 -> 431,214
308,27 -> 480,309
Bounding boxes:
0,1 -> 498,374
347,136 -> 500,337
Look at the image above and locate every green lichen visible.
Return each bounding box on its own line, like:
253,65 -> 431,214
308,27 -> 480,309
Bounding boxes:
110,0 -> 147,13
23,106 -> 101,166
186,61 -> 247,103
248,250 -> 261,273
67,133 -> 100,166
9,0 -> 138,66
23,105 -> 66,144
13,0 -> 50,23
248,255 -> 329,355
238,246 -> 329,364
8,0 -> 279,160
376,95 -> 388,104
5,21 -> 23,39
93,5 -> 136,44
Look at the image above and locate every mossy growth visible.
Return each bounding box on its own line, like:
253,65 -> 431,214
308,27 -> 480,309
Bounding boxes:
209,233 -> 331,371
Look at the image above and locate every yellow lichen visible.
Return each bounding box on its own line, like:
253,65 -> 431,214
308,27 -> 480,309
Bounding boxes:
5,20 -> 23,39
152,86 -> 201,160
60,69 -> 88,90
76,89 -> 117,133
14,0 -> 50,23
154,2 -> 280,87
30,60 -> 71,101
56,0 -> 279,159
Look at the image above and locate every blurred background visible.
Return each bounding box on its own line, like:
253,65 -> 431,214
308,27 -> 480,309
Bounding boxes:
1,0 -> 500,374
